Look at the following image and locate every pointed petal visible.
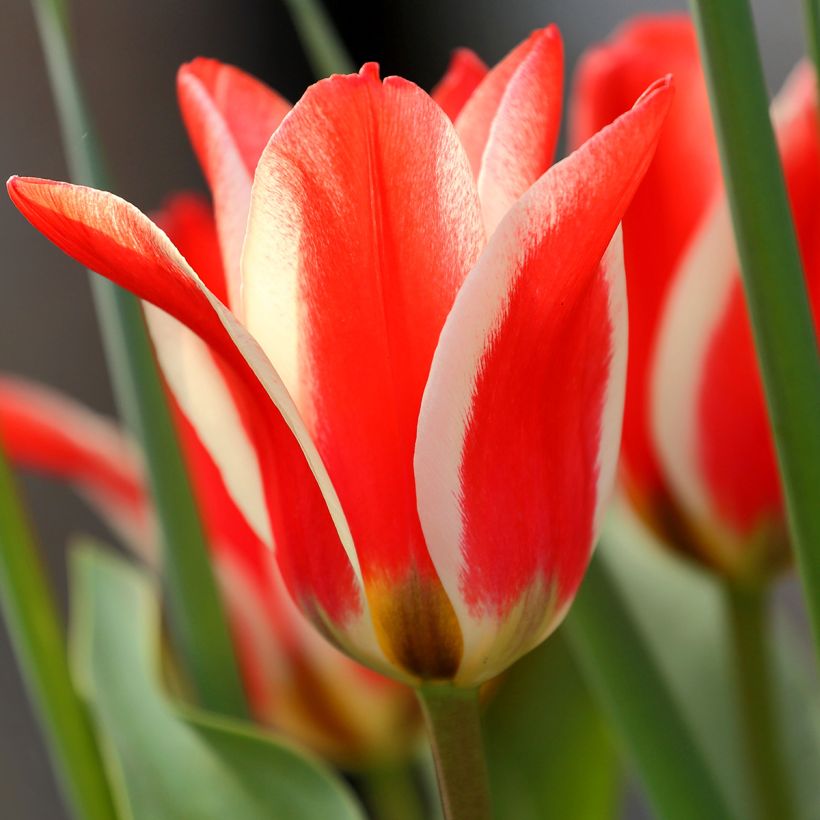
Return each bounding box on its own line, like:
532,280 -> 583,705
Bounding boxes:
430,49 -> 488,121
0,377 -> 154,559
416,78 -> 672,684
177,59 -> 291,312
475,26 -> 564,234
5,176 -> 387,665
651,62 -> 820,572
242,67 -> 485,679
570,15 -> 720,509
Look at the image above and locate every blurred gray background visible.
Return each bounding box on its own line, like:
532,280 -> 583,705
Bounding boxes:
0,0 -> 805,816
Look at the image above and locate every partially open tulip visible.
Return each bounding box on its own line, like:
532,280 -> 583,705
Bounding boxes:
8,27 -> 672,685
0,374 -> 418,766
572,14 -> 820,581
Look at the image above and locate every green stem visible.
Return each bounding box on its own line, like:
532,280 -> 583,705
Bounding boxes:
415,686 -> 491,820
724,583 -> 795,820
803,0 -> 820,80
688,0 -> 820,658
359,762 -> 426,820
29,0 -> 248,718
565,551 -> 734,820
280,0 -> 355,77
0,444 -> 117,820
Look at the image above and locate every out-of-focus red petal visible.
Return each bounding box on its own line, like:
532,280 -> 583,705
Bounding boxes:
430,48 -> 488,121
570,14 -> 720,510
698,66 -> 820,536
177,59 -> 291,312
152,192 -> 227,306
0,377 -> 153,558
416,77 -> 673,683
6,177 -> 376,654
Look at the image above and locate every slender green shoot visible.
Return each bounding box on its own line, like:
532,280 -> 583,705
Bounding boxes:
689,0 -> 820,658
29,0 -> 248,717
0,443 -> 116,820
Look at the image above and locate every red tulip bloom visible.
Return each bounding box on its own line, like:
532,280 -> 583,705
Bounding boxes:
572,14 -> 820,579
0,372 -> 418,765
8,28 -> 671,685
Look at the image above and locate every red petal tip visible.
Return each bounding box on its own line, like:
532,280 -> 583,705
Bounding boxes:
359,62 -> 381,82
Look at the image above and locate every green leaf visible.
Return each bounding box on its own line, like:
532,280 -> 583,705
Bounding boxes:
572,508 -> 820,820
484,633 -> 619,820
689,0 -> 820,659
69,543 -> 366,820
30,0 -> 248,716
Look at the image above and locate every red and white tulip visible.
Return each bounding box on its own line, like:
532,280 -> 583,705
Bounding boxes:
7,27 -> 671,684
572,14 -> 820,580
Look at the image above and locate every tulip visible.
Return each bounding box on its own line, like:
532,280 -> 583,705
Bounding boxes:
7,26 -> 671,687
572,14 -> 819,581
0,372 -> 418,766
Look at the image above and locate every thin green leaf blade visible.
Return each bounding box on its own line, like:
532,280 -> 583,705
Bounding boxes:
484,633 -> 619,820
689,0 -> 820,658
69,543 -> 365,820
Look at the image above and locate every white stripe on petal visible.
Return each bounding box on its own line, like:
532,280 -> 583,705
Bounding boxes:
144,305 -> 273,548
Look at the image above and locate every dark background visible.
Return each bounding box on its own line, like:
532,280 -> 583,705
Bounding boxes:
0,0 -> 804,816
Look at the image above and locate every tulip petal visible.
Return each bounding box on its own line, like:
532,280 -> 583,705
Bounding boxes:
0,377 -> 153,559
242,67 -> 484,679
153,193 -> 228,305
570,15 -> 720,510
475,26 -> 564,234
430,49 -> 488,121
651,63 -> 820,569
416,78 -> 672,684
5,176 -> 387,665
177,59 -> 291,312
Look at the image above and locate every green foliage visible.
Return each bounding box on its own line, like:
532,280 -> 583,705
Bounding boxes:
69,544 -> 366,820
485,633 -> 619,820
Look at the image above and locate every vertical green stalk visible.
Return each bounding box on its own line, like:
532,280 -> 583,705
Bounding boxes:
724,583 -> 795,820
416,686 -> 491,820
280,0 -> 355,77
29,0 -> 248,718
565,552 -> 734,820
803,0 -> 820,79
688,0 -> 820,657
0,443 -> 116,820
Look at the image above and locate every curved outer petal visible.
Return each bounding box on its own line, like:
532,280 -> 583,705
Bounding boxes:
5,176 -> 392,674
651,63 -> 820,575
570,14 -> 720,513
242,66 -> 485,680
177,59 -> 291,312
177,409 -> 417,764
430,49 -> 488,122
415,77 -> 673,685
456,26 -> 564,235
0,377 -> 154,560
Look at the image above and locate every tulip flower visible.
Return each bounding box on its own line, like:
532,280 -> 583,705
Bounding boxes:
572,15 -> 820,580
7,26 -> 672,687
0,371 -> 418,766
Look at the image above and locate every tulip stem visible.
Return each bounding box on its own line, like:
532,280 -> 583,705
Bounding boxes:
803,0 -> 820,80
724,582 -> 795,820
689,0 -> 820,660
280,0 -> 355,77
0,442 -> 117,820
28,0 -> 249,719
416,685 -> 491,820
